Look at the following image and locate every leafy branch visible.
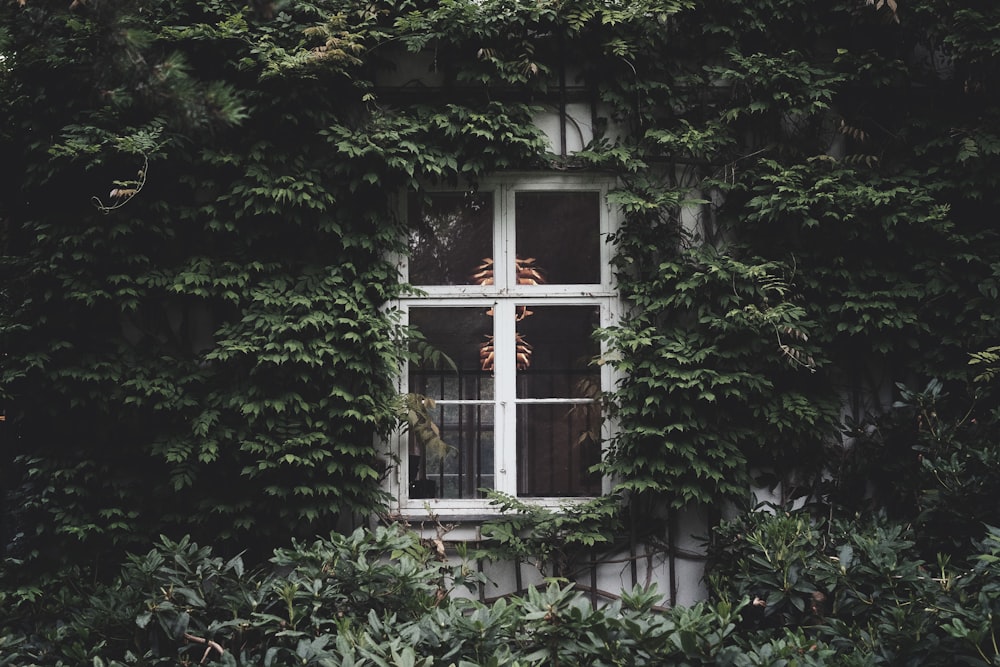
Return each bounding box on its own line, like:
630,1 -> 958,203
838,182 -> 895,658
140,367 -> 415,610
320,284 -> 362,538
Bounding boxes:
92,155 -> 148,213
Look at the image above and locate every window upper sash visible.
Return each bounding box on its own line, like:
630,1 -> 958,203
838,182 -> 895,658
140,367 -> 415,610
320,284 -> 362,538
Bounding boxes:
400,177 -> 617,297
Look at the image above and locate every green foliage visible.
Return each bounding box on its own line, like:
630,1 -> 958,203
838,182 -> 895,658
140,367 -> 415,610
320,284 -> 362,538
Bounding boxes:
707,510 -> 1000,666
1,519 -> 1000,665
970,346 -> 1000,384
599,243 -> 837,506
0,525 -> 754,667
3,0 -> 1000,602
1,525 -> 460,666
7,520 -> 999,666
478,492 -> 621,578
826,379 -> 1000,557
1,0 -> 412,572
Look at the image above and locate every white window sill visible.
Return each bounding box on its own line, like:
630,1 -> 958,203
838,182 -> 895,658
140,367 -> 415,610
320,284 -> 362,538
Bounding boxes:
388,496 -> 600,541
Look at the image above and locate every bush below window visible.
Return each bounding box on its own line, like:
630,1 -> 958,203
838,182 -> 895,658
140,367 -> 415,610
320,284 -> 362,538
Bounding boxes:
2,520 -> 1000,666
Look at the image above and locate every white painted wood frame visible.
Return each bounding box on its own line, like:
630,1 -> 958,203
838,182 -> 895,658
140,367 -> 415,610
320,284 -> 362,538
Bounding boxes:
389,173 -> 621,520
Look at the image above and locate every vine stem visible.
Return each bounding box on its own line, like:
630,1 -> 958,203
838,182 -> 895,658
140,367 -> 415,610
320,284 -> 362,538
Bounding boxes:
91,155 -> 148,213
183,633 -> 224,664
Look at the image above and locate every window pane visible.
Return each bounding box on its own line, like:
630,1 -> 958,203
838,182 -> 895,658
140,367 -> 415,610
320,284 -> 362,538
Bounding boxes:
407,307 -> 495,500
516,403 -> 602,497
515,191 -> 600,285
409,403 -> 494,499
515,306 -> 601,399
408,192 -> 493,286
408,307 -> 494,399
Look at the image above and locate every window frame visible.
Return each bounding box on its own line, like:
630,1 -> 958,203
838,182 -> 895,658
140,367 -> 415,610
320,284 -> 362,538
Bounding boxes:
389,173 -> 621,518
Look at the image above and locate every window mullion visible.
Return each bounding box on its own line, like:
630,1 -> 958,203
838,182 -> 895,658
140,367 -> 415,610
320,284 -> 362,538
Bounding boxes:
495,185 -> 511,293
494,186 -> 517,494
493,299 -> 517,494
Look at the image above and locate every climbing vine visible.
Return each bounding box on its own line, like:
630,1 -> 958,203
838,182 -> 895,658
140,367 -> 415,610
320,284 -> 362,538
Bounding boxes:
2,0 -> 999,582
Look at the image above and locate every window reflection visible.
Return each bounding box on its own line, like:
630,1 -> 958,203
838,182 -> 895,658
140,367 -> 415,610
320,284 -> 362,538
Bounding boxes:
515,306 -> 601,398
515,306 -> 602,497
517,404 -> 602,497
408,403 -> 494,500
515,191 -> 600,284
408,307 -> 495,499
408,192 -> 492,285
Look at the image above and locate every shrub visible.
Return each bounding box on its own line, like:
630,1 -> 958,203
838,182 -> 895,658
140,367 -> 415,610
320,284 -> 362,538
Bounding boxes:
707,510 -> 1000,666
3,517 -> 1000,665
0,523 -> 832,666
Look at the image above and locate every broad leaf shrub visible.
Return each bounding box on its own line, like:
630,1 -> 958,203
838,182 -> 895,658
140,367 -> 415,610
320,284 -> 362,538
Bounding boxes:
5,520 -> 1000,666
833,379 -> 1000,560
705,384 -> 1000,666
0,522 -> 850,667
707,513 -> 1000,667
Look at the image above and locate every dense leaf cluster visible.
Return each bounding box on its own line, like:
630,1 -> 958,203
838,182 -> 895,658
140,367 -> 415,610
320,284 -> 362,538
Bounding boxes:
2,521 -> 1000,666
708,515 -> 1000,666
1,0 -> 418,570
2,0 -> 1000,591
594,0 -> 1000,507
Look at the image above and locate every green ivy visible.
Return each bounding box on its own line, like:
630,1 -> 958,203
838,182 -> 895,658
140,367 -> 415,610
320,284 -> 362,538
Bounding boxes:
3,0 -> 1000,581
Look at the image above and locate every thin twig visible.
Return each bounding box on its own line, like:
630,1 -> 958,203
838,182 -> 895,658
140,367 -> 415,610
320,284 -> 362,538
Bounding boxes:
183,632 -> 225,664
92,155 -> 148,213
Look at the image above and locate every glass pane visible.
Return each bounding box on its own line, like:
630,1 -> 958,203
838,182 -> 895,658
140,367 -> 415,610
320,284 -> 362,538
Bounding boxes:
516,403 -> 602,497
408,192 -> 493,286
409,403 -> 494,499
407,307 -> 495,500
515,306 -> 601,399
408,307 -> 494,399
515,191 -> 600,285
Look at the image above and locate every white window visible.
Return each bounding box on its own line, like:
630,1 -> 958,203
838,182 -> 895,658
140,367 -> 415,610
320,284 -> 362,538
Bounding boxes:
391,174 -> 620,517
